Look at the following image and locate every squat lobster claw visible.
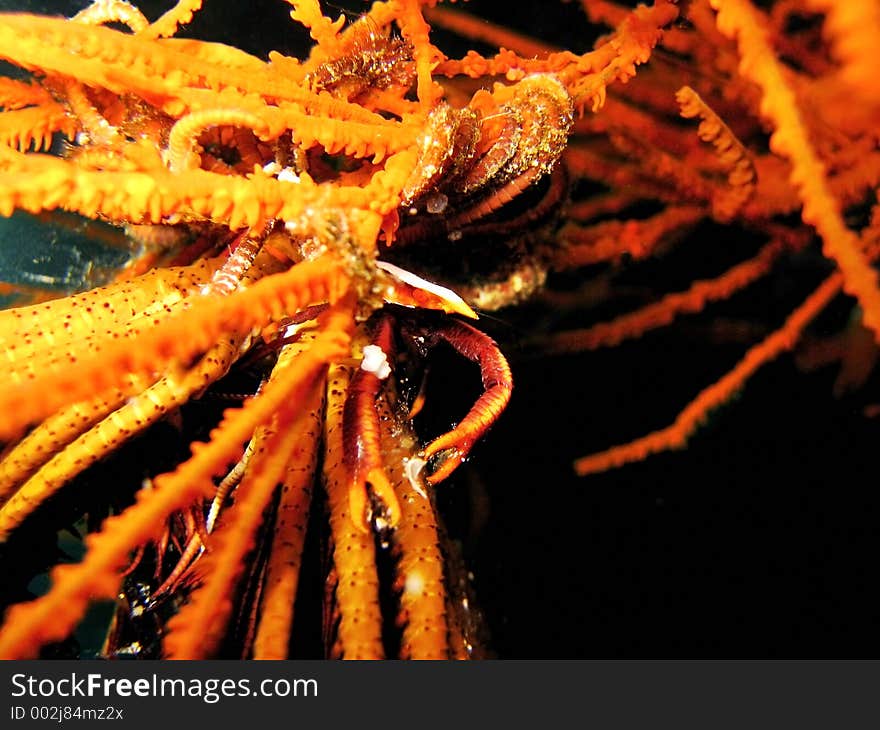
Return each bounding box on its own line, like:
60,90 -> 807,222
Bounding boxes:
411,319 -> 513,485
343,313 -> 512,532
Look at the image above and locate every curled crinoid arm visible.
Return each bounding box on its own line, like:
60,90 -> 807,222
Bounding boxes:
504,76 -> 572,171
414,320 -> 513,485
71,0 -> 149,32
676,85 -> 756,221
491,74 -> 574,183
342,313 -> 401,531
165,109 -> 271,173
399,103 -> 465,208
454,103 -> 521,197
448,74 -> 574,227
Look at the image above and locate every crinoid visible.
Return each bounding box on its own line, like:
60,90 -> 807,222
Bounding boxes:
1,0 -> 879,660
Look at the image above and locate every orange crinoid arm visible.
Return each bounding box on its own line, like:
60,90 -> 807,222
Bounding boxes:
0,300 -> 353,659
323,363 -> 385,659
162,335 -> 336,659
0,257 -> 349,442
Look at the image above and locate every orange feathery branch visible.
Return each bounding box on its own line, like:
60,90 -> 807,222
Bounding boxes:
574,271 -> 843,475
252,357 -> 324,659
394,0 -> 446,108
709,0 -> 880,344
285,0 -> 345,57
540,239 -> 784,353
554,205 -> 705,268
0,332 -> 248,536
163,370 -> 328,659
142,0 -> 204,39
0,105 -> 73,151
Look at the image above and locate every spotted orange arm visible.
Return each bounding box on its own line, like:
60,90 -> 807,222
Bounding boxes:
417,320 -> 513,485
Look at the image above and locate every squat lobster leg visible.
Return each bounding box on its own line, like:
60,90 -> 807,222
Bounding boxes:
342,313 -> 401,530
418,320 -> 513,484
